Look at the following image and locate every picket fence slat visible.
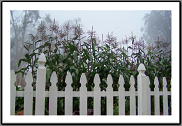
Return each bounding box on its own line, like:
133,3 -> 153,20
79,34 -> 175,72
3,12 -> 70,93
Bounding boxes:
130,75 -> 136,115
106,74 -> 113,115
10,70 -> 16,115
154,77 -> 160,115
24,71 -> 33,115
49,72 -> 58,115
146,76 -> 151,115
11,53 -> 171,116
94,74 -> 101,115
163,77 -> 168,115
65,71 -> 73,115
80,73 -> 87,115
118,75 -> 125,115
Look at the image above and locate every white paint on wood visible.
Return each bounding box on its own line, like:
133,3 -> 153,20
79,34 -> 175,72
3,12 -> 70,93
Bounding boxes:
10,70 -> 16,115
15,90 -> 172,98
130,75 -> 136,115
106,74 -> 113,115
80,73 -> 87,115
65,71 -> 73,115
163,77 -> 168,115
154,77 -> 160,115
118,75 -> 125,115
137,63 -> 147,115
146,76 -> 151,115
19,90 -> 169,98
24,71 -> 33,115
35,53 -> 46,115
37,53 -> 46,68
10,63 -> 171,116
49,72 -> 58,115
94,74 -> 101,115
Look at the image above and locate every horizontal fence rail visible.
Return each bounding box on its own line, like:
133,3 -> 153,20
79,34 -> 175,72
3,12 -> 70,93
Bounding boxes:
15,91 -> 171,97
10,53 -> 171,115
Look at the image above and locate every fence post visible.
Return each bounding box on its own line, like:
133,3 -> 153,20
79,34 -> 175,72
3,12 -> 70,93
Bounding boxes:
137,63 -> 147,115
35,53 -> 46,115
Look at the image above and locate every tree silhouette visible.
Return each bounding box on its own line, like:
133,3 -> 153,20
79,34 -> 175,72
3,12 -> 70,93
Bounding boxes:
141,10 -> 171,45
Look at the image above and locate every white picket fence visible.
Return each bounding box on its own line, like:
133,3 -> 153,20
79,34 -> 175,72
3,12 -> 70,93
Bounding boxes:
10,53 -> 171,115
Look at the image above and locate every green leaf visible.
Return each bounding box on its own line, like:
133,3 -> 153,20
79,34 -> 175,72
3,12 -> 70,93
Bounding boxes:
23,45 -> 29,51
92,41 -> 96,57
83,49 -> 90,60
75,69 -> 79,75
43,50 -> 48,54
18,59 -> 22,67
36,40 -> 42,43
15,70 -> 22,74
63,52 -> 70,62
128,46 -> 133,49
122,52 -> 128,58
25,53 -> 30,59
74,51 -> 78,63
18,58 -> 31,67
29,52 -> 38,58
89,55 -> 93,64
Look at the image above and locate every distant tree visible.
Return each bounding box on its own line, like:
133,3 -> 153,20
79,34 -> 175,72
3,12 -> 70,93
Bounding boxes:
10,10 -> 40,86
141,10 -> 171,45
44,14 -> 52,24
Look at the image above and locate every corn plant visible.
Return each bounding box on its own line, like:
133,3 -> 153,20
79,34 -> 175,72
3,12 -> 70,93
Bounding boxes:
15,19 -> 171,115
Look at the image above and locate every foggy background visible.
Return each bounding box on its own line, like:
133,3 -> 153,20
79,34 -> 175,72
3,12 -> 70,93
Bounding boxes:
10,9 -> 172,88
39,10 -> 150,42
10,9 -> 171,69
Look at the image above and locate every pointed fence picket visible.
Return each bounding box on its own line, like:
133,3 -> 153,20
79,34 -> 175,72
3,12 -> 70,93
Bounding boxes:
146,76 -> 151,115
130,75 -> 136,115
49,72 -> 57,115
10,53 -> 171,116
118,75 -> 125,115
24,71 -> 33,115
80,73 -> 87,115
163,77 -> 168,115
154,77 -> 160,115
93,74 -> 101,115
65,71 -> 73,115
106,74 -> 113,115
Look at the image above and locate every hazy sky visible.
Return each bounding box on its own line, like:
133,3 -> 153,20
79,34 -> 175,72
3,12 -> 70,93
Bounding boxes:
39,10 -> 151,45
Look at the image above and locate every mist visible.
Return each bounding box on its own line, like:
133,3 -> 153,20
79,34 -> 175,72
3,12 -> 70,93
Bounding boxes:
39,10 -> 151,44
